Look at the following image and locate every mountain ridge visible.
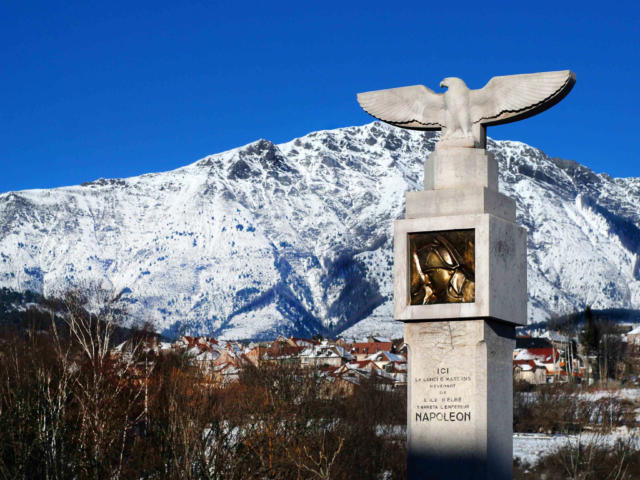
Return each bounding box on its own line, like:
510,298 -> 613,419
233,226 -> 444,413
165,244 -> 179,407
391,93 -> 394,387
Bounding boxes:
1,122 -> 639,339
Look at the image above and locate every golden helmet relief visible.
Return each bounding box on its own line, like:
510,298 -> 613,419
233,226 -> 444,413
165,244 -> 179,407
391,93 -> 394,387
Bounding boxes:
409,230 -> 475,305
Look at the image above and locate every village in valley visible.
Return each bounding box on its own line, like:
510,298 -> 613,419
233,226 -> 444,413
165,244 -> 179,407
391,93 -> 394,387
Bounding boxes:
115,333 -> 409,393
114,312 -> 640,392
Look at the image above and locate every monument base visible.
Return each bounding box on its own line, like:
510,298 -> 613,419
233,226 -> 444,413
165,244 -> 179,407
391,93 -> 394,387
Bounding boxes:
405,319 -> 515,480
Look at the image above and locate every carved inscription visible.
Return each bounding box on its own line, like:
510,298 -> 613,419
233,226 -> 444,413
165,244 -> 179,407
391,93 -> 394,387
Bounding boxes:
413,366 -> 472,423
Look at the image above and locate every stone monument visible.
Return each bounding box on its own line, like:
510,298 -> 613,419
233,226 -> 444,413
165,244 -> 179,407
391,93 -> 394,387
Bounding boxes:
358,70 -> 575,479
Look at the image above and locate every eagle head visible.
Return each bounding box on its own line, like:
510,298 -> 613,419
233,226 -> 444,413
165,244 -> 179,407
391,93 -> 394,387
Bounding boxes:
440,77 -> 467,90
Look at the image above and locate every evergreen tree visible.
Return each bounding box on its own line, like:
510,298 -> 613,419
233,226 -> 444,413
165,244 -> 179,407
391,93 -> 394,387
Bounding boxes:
580,305 -> 600,355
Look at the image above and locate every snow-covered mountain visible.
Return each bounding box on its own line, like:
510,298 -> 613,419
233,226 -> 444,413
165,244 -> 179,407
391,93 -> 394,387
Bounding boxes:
1,122 -> 639,339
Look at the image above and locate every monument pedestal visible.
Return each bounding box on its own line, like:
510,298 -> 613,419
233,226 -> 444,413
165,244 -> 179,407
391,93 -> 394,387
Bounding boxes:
405,320 -> 515,480
394,149 -> 526,480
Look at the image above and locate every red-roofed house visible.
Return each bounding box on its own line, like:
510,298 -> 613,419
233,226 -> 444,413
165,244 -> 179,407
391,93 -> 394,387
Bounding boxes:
351,340 -> 393,361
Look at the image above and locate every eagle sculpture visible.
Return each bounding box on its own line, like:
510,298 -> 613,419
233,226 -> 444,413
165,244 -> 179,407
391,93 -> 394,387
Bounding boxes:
357,70 -> 575,149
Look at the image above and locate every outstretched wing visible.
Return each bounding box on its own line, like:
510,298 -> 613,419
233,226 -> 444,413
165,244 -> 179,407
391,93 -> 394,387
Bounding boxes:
357,85 -> 445,130
470,70 -> 575,126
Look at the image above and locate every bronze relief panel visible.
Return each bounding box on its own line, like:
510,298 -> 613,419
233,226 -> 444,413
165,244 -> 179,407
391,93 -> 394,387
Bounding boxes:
409,229 -> 475,305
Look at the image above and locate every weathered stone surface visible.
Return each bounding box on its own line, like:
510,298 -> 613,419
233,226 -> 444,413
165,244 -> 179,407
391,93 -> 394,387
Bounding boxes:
393,136 -> 527,478
423,149 -> 498,191
405,320 -> 515,479
405,187 -> 516,222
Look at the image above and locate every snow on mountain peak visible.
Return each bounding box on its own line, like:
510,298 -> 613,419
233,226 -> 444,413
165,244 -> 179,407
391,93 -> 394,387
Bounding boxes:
1,122 -> 639,339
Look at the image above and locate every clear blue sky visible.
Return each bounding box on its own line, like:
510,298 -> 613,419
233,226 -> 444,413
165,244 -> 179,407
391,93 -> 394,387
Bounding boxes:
1,1 -> 639,193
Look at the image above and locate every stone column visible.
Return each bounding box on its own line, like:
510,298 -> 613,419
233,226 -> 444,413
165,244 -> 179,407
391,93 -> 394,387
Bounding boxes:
394,147 -> 526,480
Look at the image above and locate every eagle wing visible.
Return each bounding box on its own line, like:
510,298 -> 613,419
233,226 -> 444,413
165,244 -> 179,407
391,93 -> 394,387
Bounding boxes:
470,70 -> 575,126
357,85 -> 445,130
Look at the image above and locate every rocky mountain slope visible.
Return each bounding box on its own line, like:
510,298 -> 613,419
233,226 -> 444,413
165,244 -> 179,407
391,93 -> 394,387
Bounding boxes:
1,122 -> 639,339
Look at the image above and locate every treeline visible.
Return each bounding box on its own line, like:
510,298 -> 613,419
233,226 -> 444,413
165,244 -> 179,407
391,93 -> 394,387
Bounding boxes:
513,382 -> 637,434
549,305 -> 632,384
0,290 -> 406,480
514,435 -> 640,480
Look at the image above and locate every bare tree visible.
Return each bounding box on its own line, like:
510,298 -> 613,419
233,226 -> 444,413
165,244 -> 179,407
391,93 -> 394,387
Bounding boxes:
292,433 -> 344,480
57,286 -> 147,479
